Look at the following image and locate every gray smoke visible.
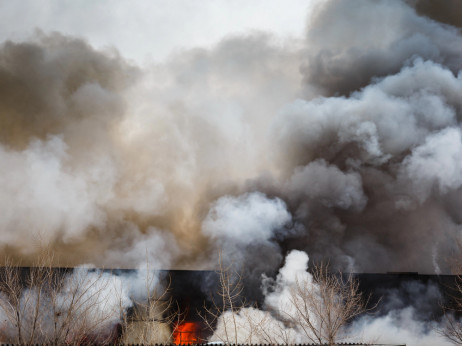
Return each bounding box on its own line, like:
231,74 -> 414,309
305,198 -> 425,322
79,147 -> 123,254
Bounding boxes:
267,58 -> 462,272
0,0 -> 462,278
251,0 -> 462,273
302,0 -> 462,97
0,31 -> 300,269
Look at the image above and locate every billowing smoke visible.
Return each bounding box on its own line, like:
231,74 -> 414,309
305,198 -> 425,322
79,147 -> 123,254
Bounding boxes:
0,30 -> 301,269
270,58 -> 462,272
255,0 -> 462,274
1,0 -> 462,291
350,309 -> 452,346
347,279 -> 452,346
202,192 -> 292,277
209,250 -> 313,344
301,0 -> 462,97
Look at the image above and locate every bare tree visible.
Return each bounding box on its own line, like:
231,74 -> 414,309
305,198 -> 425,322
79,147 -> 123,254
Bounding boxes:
439,262 -> 462,345
200,254 -> 374,346
0,254 -> 122,345
199,252 -> 247,345
46,268 -> 122,345
440,306 -> 462,344
199,253 -> 298,345
275,262 -> 373,346
0,253 -> 59,344
0,258 -> 33,344
438,241 -> 462,345
119,273 -> 183,344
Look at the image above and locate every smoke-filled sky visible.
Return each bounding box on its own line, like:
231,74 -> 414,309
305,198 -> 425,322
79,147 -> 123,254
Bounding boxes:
1,0 -> 462,276
0,0 -> 313,63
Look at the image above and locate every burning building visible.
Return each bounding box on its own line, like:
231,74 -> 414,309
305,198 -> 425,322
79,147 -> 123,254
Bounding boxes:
0,264 -> 460,345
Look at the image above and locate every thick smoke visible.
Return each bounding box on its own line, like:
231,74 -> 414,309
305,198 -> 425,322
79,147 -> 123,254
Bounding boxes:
0,31 -> 301,269
348,277 -> 453,346
1,0 -> 462,277
409,0 -> 462,28
202,192 -> 292,271
302,0 -> 462,97
347,275 -> 451,345
270,59 -> 462,272
349,307 -> 452,346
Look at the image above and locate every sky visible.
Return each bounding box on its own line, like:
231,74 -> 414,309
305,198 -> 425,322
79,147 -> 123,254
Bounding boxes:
0,0 -> 315,64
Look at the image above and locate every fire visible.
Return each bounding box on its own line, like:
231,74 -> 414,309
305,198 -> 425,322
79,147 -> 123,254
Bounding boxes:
173,322 -> 201,345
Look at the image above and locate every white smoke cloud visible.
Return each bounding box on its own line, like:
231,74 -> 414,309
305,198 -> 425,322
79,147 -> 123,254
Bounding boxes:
0,267 -> 132,344
209,250 -> 313,344
401,127 -> 462,202
349,307 -> 452,346
58,268 -> 131,327
0,136 -> 105,248
202,192 -> 291,244
209,306 -> 302,344
275,59 -> 461,169
201,192 -> 293,273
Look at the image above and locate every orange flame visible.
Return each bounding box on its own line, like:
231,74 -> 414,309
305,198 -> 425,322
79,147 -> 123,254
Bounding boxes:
173,322 -> 201,345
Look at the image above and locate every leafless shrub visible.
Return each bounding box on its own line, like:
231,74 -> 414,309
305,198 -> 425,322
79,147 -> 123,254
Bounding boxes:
201,253 -> 374,346
276,262 -> 374,346
119,272 -> 183,344
0,253 -> 122,345
439,263 -> 462,344
438,241 -> 462,344
199,252 -> 247,345
440,311 -> 462,344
